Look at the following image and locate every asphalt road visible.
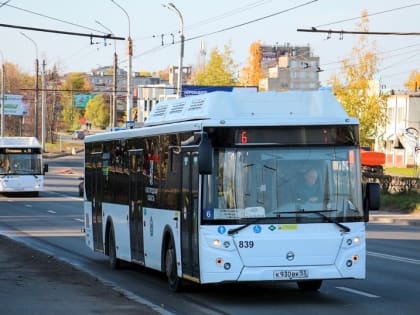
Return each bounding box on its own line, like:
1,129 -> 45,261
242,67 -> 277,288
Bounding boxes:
0,154 -> 419,315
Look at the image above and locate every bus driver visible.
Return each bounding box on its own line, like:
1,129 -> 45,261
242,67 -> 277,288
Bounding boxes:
297,168 -> 322,203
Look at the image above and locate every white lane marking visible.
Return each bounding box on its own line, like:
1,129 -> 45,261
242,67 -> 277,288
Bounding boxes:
74,218 -> 84,222
368,251 -> 420,265
47,210 -> 56,214
25,204 -> 32,207
336,286 -> 380,298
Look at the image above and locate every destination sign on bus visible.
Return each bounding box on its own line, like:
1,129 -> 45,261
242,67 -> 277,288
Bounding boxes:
233,125 -> 358,146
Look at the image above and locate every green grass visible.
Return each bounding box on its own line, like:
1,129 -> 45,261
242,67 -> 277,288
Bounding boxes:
380,191 -> 420,213
385,167 -> 419,177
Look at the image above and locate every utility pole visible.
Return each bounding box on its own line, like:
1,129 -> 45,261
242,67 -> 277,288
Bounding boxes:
0,50 -> 5,137
113,51 -> 118,128
95,20 -> 118,129
41,60 -> 46,152
21,32 -> 39,139
35,58 -> 39,139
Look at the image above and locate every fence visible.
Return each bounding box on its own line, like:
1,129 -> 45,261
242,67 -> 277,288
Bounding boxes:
363,173 -> 420,194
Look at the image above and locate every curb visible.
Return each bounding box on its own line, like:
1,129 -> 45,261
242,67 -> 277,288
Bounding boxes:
369,215 -> 420,226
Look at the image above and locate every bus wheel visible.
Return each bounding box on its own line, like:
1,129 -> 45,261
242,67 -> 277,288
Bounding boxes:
297,280 -> 322,291
165,239 -> 182,292
108,225 -> 121,269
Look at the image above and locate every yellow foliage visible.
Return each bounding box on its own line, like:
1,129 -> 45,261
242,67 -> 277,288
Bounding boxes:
240,41 -> 263,87
329,10 -> 387,147
194,43 -> 237,86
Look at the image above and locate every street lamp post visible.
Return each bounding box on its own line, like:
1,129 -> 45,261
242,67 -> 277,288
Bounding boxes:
111,0 -> 132,125
21,32 -> 39,139
163,3 -> 184,98
163,3 -> 184,97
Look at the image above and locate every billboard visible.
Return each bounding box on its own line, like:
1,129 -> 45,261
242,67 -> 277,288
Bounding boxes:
73,93 -> 94,108
0,94 -> 28,116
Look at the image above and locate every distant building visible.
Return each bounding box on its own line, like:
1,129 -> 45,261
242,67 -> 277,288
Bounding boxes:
168,65 -> 192,87
259,44 -> 320,91
136,84 -> 176,123
89,66 -> 160,93
88,66 -> 161,124
380,92 -> 420,167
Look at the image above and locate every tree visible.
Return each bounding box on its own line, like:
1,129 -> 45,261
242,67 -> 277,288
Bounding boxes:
194,42 -> 237,86
84,94 -> 109,129
45,65 -> 62,143
240,41 -> 263,87
405,70 -> 420,92
61,73 -> 92,130
329,10 -> 387,147
1,62 -> 33,136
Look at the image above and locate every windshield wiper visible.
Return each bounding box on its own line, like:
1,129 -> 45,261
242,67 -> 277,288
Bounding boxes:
227,217 -> 268,236
304,210 -> 350,232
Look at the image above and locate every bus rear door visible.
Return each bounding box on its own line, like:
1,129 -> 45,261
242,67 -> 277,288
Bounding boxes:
90,152 -> 104,253
180,149 -> 200,281
129,149 -> 145,264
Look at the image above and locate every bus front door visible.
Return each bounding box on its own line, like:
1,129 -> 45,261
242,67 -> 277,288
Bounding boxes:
180,150 -> 200,281
91,152 -> 104,253
129,150 -> 145,264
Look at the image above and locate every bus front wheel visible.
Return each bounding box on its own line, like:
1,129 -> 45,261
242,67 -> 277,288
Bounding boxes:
165,239 -> 182,292
297,280 -> 322,291
108,225 -> 121,269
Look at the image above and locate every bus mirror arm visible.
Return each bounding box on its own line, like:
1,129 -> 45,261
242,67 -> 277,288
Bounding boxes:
198,132 -> 213,175
43,164 -> 49,173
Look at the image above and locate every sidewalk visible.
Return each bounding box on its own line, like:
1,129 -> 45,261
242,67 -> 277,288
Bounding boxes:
0,235 -> 160,315
369,211 -> 420,226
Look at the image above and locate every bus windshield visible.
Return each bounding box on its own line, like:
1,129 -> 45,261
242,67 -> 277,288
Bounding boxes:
202,147 -> 363,223
0,153 -> 42,175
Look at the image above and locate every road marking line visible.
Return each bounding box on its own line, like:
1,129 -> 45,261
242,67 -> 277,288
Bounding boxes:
47,210 -> 56,214
368,251 -> 420,265
74,218 -> 84,222
336,286 -> 380,298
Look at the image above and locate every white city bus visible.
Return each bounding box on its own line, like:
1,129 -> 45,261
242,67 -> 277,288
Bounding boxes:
0,137 -> 48,196
83,90 -> 379,291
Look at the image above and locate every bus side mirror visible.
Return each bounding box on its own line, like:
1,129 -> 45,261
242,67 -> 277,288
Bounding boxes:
363,182 -> 380,221
43,164 -> 49,173
198,132 -> 213,175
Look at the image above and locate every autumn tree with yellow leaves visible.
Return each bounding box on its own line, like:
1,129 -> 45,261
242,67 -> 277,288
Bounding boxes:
193,42 -> 237,86
405,71 -> 420,92
240,41 -> 264,87
330,10 -> 387,147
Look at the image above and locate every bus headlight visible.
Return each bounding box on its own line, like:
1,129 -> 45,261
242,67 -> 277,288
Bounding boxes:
346,236 -> 360,246
212,239 -> 231,249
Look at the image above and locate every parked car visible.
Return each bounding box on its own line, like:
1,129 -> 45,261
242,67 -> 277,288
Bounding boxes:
72,130 -> 85,140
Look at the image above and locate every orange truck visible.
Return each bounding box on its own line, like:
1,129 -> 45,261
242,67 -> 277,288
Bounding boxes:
360,150 -> 386,174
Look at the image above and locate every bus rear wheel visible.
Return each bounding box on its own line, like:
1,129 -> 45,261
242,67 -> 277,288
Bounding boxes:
297,280 -> 322,291
108,225 -> 121,269
165,240 -> 182,292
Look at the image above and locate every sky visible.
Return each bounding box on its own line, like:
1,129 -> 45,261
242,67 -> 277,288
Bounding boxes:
1,0 -> 420,90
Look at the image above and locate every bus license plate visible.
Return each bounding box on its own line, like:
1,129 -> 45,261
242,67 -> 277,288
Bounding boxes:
274,269 -> 308,280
